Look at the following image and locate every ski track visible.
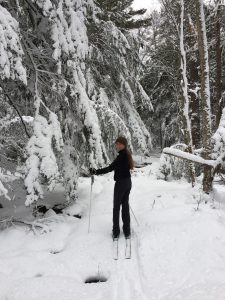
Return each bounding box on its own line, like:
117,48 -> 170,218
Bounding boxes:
110,233 -> 148,300
80,175 -> 149,300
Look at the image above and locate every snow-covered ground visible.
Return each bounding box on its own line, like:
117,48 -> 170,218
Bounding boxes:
1,157 -> 225,300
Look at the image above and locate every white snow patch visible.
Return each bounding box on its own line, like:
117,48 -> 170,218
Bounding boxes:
1,158 -> 225,299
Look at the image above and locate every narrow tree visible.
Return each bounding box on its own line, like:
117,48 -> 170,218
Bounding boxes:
196,0 -> 212,193
214,0 -> 223,128
179,0 -> 195,185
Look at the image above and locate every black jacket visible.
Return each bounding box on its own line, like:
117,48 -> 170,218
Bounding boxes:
96,149 -> 131,181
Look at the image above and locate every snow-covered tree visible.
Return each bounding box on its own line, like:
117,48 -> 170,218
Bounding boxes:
24,112 -> 63,205
179,0 -> 195,184
87,2 -> 153,156
0,0 -> 153,207
196,0 -> 212,193
140,6 -> 181,148
0,4 -> 27,199
0,5 -> 26,84
143,0 -> 225,192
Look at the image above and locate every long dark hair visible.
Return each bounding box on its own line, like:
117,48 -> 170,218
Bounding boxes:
115,136 -> 134,170
127,149 -> 134,170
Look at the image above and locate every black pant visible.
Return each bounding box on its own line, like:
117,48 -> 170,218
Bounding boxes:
113,178 -> 132,237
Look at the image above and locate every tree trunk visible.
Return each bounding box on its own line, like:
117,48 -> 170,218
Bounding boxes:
179,0 -> 195,185
215,1 -> 222,128
195,0 -> 212,193
185,11 -> 201,149
189,59 -> 201,149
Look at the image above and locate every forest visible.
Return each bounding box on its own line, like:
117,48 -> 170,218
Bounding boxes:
1,1 -> 225,299
1,0 -> 225,207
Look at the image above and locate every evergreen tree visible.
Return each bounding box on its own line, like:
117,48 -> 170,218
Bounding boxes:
0,0 -> 153,207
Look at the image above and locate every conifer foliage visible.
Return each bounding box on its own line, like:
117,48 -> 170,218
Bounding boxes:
0,0 -> 152,205
140,0 -> 225,192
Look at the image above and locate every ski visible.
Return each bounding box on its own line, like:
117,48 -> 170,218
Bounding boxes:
125,237 -> 131,259
113,238 -> 119,260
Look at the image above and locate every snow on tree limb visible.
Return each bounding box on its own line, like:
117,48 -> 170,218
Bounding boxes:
24,113 -> 64,206
0,181 -> 9,200
163,147 -> 216,168
31,0 -> 53,16
50,0 -> 93,72
1,0 -> 153,206
0,5 -> 26,84
0,167 -> 20,201
0,175 -> 10,200
163,107 -> 225,174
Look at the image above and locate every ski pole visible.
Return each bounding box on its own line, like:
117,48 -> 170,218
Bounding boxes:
88,175 -> 94,233
130,204 -> 139,226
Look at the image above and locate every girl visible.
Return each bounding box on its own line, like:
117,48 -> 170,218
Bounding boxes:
90,136 -> 134,240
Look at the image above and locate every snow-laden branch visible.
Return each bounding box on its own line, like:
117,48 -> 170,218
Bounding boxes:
0,167 -> 20,201
0,180 -> 10,200
163,147 -> 216,168
0,5 -> 27,83
163,107 -> 225,173
24,113 -> 64,206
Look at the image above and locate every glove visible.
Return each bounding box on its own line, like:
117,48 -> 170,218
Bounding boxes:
89,168 -> 96,175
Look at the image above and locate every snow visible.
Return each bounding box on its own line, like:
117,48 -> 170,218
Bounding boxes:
93,101 -> 132,153
50,0 -> 93,70
0,167 -> 21,201
0,115 -> 33,131
137,82 -> 154,112
179,0 -> 193,146
1,157 -> 225,299
25,113 -> 63,205
0,5 -> 27,84
31,0 -> 53,16
0,180 -> 9,200
212,108 -> 225,165
163,147 -> 216,167
132,0 -> 161,12
198,0 -> 212,130
71,66 -> 106,168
